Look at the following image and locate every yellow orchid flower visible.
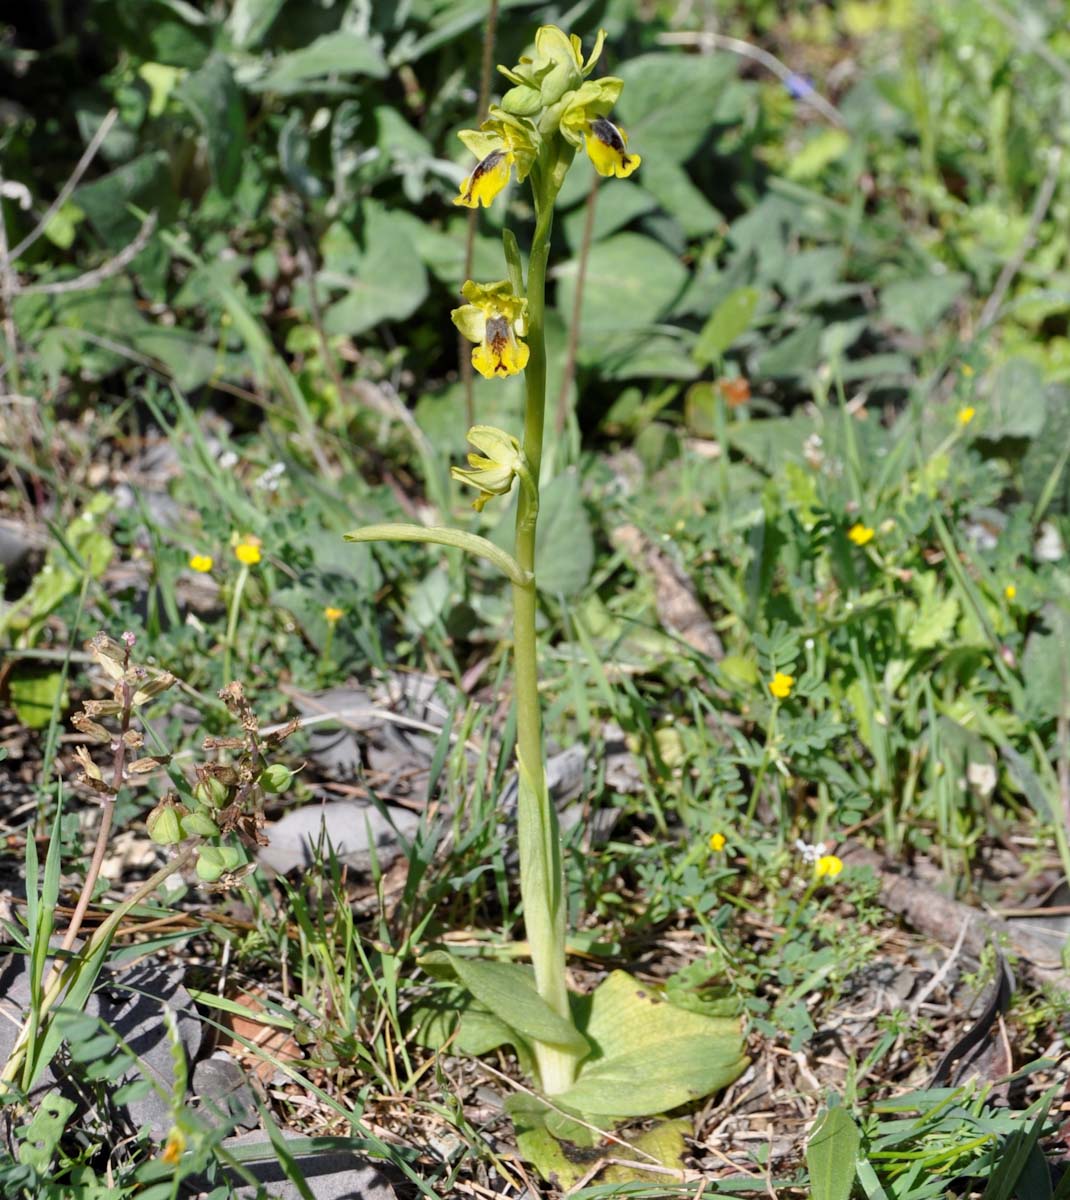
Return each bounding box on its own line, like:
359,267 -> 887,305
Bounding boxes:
559,80 -> 640,179
451,425 -> 526,512
451,280 -> 530,379
454,110 -> 538,209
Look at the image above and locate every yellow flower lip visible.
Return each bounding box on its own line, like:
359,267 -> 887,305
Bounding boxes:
587,116 -> 640,178
188,553 -> 213,573
768,671 -> 794,700
455,149 -> 513,208
847,522 -> 875,546
451,280 -> 530,380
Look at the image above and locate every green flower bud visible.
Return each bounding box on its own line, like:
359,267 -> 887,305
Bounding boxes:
258,764 -> 294,794
193,776 -> 229,809
147,801 -> 186,846
180,810 -> 219,838
195,845 -> 244,882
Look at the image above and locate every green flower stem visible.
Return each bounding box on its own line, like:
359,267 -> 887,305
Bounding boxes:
512,193 -> 577,1095
0,845 -> 198,1094
344,524 -> 530,587
223,562 -> 250,686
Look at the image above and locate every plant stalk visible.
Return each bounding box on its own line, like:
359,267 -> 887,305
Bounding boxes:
512,197 -> 576,1095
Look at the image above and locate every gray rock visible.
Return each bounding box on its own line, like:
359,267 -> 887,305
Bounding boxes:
0,954 -> 201,1140
0,518 -> 41,572
192,1052 -> 260,1131
206,1130 -> 398,1199
258,801 -> 420,875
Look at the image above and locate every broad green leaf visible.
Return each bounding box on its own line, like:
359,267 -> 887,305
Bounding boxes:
881,272 -> 968,337
617,53 -> 745,164
177,54 -> 245,195
74,152 -> 171,247
419,951 -> 589,1055
17,1093 -> 77,1170
321,206 -> 428,336
226,0 -> 285,48
806,1106 -> 860,1200
507,1094 -> 596,1188
1021,605 -> 1070,720
534,471 -> 594,597
693,287 -> 760,365
603,1117 -> 690,1183
908,574 -> 959,652
639,157 -> 722,236
786,129 -> 852,181
985,359 -> 1048,439
251,31 -> 387,94
559,970 -> 748,1117
556,232 -> 688,340
9,668 -> 66,729
562,177 -> 658,249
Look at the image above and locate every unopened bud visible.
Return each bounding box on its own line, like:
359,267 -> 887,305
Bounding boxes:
147,801 -> 186,846
181,810 -> 219,838
258,764 -> 294,794
196,845 -> 244,882
194,776 -> 229,809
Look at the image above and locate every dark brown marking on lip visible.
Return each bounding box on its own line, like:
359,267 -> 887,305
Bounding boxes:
464,149 -> 507,202
485,315 -> 511,373
590,117 -> 634,169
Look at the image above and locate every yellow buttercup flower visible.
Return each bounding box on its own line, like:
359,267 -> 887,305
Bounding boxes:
234,536 -> 262,566
1004,584 -> 1016,601
768,671 -> 794,700
160,1126 -> 186,1164
451,279 -> 530,379
708,832 -> 727,852
814,853 -> 843,880
324,606 -> 344,623
188,553 -> 213,573
957,406 -> 976,426
847,523 -> 875,546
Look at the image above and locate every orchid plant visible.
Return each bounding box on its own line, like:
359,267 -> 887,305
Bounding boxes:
345,25 -> 745,1180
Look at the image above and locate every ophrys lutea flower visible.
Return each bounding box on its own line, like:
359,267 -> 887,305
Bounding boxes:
560,80 -> 640,179
451,280 -> 530,379
453,110 -> 538,209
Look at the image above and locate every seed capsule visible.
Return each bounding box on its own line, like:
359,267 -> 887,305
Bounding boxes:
258,764 -> 294,794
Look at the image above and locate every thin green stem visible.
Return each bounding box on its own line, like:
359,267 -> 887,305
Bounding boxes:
511,193 -> 578,1095
223,563 -> 250,685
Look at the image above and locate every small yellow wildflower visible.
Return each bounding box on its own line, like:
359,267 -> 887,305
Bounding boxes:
234,537 -> 262,566
847,523 -> 875,547
188,553 -> 213,573
324,606 -> 344,623
160,1126 -> 186,1165
815,854 -> 844,880
708,832 -> 727,853
768,672 -> 795,700
957,406 -> 976,426
1004,584 -> 1017,601
961,363 -> 975,378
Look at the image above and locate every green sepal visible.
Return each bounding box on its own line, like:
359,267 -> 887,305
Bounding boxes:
419,950 -> 589,1056
558,78 -> 625,147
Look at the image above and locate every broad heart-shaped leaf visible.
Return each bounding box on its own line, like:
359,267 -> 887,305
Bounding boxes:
557,970 -> 748,1117
419,951 -> 589,1056
249,31 -> 387,94
806,1107 -> 860,1200
320,205 -> 428,337
534,471 -> 594,597
693,287 -> 760,365
176,54 -> 245,196
556,232 -> 688,341
617,52 -> 745,164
